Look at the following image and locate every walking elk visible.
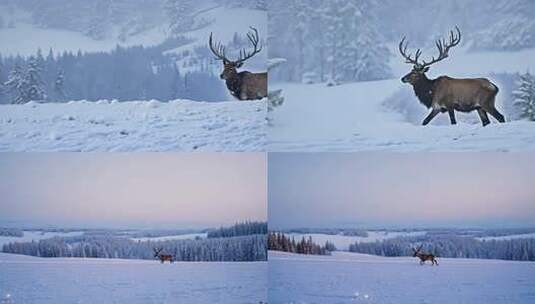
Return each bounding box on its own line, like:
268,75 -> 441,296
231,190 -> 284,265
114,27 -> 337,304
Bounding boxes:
209,27 -> 267,101
412,245 -> 438,266
153,247 -> 174,263
399,27 -> 505,126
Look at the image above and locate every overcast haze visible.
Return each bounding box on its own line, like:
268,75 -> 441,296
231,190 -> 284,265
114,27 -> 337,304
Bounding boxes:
269,153 -> 535,229
0,153 -> 266,229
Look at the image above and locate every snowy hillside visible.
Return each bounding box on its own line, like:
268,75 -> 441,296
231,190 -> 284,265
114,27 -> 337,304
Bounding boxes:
269,251 -> 535,304
0,252 -> 267,304
0,231 -> 84,247
0,3 -> 168,56
269,47 -> 535,152
0,99 -> 266,151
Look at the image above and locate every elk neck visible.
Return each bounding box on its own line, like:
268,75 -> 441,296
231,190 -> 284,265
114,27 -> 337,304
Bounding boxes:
412,74 -> 435,109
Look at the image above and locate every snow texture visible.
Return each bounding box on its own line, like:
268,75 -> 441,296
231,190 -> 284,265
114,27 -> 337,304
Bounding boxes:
269,251 -> 535,304
0,252 -> 267,304
269,45 -> 535,152
0,99 -> 266,151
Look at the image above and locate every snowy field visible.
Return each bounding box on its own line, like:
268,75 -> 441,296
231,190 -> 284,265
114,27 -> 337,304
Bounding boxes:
269,251 -> 535,304
0,231 -> 84,247
286,231 -> 426,251
130,233 -> 207,242
269,47 -> 535,152
0,99 -> 266,151
477,232 -> 535,241
0,253 -> 267,304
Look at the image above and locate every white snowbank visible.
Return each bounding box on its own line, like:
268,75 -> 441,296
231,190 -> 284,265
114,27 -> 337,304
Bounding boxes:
269,251 -> 535,304
130,233 -> 207,242
0,231 -> 84,247
0,99 -> 266,151
477,232 -> 535,241
0,253 -> 267,304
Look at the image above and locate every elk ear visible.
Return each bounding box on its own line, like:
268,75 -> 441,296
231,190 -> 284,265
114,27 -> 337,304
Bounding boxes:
236,62 -> 244,68
423,66 -> 430,73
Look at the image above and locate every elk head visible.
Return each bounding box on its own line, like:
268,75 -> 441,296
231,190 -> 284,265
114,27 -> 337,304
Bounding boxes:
399,26 -> 461,85
412,245 -> 423,257
209,27 -> 262,81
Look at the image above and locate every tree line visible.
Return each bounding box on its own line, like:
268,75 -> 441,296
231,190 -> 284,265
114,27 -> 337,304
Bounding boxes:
268,232 -> 334,255
0,39 -> 227,104
348,234 -> 535,261
2,234 -> 267,262
207,221 -> 267,238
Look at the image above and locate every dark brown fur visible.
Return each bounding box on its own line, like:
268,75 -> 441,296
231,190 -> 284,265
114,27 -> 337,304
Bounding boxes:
412,245 -> 438,266
399,27 -> 505,126
153,248 -> 174,264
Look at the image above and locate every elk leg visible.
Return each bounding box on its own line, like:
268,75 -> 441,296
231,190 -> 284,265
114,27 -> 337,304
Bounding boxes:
422,109 -> 440,126
487,107 -> 505,123
448,109 -> 457,125
477,109 -> 490,126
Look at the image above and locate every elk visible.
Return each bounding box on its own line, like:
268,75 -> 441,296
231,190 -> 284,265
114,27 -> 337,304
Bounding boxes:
209,27 -> 267,101
399,27 -> 505,126
153,247 -> 174,264
412,245 -> 438,266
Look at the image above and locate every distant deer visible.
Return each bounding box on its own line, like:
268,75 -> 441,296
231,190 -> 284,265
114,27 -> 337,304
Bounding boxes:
399,27 -> 505,126
153,247 -> 174,264
209,27 -> 267,101
412,245 -> 438,266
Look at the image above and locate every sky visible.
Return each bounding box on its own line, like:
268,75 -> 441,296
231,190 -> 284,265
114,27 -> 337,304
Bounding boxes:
0,153 -> 266,229
269,153 -> 535,229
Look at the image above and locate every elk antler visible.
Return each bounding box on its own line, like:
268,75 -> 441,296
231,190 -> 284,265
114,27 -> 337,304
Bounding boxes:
236,27 -> 262,64
420,26 -> 461,67
399,36 -> 423,67
399,26 -> 461,68
209,32 -> 229,62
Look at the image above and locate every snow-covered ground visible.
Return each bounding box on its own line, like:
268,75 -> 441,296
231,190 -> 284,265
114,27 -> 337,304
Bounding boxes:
0,99 -> 266,151
477,232 -> 535,241
287,231 -> 427,251
0,231 -> 84,247
269,47 -> 535,151
130,233 -> 207,242
269,251 -> 535,304
0,252 -> 267,304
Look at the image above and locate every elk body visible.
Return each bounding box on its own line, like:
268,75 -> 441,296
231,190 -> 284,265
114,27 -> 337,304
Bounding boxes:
209,27 -> 267,101
399,27 -> 505,126
412,245 -> 438,266
153,248 -> 174,264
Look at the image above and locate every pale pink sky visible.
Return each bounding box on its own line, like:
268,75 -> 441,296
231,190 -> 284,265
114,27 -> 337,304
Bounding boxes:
269,153 -> 535,229
0,153 -> 266,228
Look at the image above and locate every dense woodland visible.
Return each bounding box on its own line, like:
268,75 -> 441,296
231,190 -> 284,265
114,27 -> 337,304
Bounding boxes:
268,232 -> 334,255
207,221 -> 267,238
1,222 -> 268,261
348,233 -> 535,261
268,0 -> 535,84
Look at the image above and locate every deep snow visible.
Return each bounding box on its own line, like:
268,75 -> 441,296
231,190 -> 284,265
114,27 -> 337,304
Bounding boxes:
268,47 -> 535,152
269,251 -> 535,304
0,252 -> 267,304
0,99 -> 266,151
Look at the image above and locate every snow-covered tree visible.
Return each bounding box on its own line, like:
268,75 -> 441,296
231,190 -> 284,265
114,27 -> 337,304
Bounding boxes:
513,72 -> 535,121
3,64 -> 28,104
165,0 -> 196,35
25,57 -> 46,102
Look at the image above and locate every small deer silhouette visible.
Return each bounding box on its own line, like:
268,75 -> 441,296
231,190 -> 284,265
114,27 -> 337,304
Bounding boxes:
153,247 -> 174,264
412,245 -> 438,266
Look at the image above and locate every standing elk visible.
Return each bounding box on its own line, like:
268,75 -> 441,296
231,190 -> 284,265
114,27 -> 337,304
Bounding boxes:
412,245 -> 438,266
153,247 -> 174,264
399,27 -> 505,126
209,27 -> 267,101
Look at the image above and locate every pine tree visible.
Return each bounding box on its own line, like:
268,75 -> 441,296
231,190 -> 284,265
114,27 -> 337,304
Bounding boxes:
3,64 -> 28,104
25,57 -> 46,102
54,69 -> 66,102
513,72 -> 535,121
